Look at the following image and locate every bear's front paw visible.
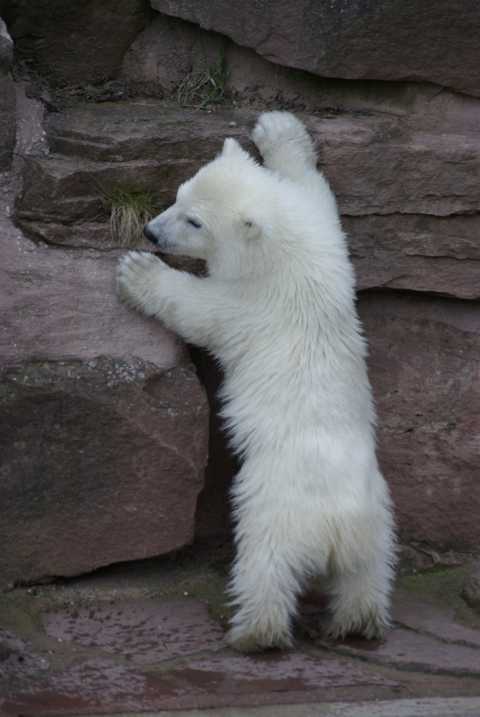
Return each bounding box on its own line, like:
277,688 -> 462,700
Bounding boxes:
117,251 -> 165,313
252,111 -> 312,159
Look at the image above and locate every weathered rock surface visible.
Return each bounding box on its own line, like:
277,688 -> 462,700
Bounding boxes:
16,103 -> 254,250
3,0 -> 149,86
15,100 -> 480,299
122,13 -> 226,96
224,41 -> 422,113
347,215 -> 480,299
15,155 -> 190,250
1,230 -> 182,364
46,102 -> 250,162
122,13 -> 438,114
0,359 -> 207,588
2,563 -> 480,715
0,17 -> 14,170
359,292 -> 480,552
0,181 -> 209,588
9,90 -> 480,558
151,0 -> 480,97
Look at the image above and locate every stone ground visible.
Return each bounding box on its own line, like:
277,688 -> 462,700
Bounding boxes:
1,549 -> 480,717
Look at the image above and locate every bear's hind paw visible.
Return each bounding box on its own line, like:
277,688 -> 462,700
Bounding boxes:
226,625 -> 293,653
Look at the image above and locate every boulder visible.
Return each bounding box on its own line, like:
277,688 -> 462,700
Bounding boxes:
3,0 -> 149,86
151,0 -> 480,97
359,292 -> 480,552
15,101 -> 480,299
0,206 -> 209,589
0,359 -> 208,588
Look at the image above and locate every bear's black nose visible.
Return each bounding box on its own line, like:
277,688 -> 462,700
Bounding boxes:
143,224 -> 159,245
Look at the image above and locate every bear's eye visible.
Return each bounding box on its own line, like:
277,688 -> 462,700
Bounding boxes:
187,217 -> 202,229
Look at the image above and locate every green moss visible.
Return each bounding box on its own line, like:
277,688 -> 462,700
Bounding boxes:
398,566 -> 480,629
136,553 -> 231,626
0,593 -> 44,639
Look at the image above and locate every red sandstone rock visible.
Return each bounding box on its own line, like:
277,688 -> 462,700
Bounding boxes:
8,91 -> 480,562
3,0 -> 149,86
359,293 -> 480,552
150,0 -> 480,97
122,14 -> 226,96
0,205 -> 209,589
15,101 -> 480,300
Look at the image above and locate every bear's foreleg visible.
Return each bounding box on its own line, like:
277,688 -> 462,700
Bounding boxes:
252,111 -> 338,213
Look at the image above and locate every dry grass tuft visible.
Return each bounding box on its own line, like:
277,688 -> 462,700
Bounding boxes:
104,187 -> 159,246
176,58 -> 229,108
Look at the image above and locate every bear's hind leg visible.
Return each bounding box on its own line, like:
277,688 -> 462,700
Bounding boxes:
252,111 -> 317,182
226,508 -> 314,652
325,515 -> 395,641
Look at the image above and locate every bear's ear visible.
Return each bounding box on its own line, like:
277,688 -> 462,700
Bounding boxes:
242,216 -> 262,241
222,137 -> 247,158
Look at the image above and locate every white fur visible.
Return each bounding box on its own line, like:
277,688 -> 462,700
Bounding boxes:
117,111 -> 396,652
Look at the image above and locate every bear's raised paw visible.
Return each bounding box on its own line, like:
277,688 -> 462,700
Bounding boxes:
252,112 -> 311,157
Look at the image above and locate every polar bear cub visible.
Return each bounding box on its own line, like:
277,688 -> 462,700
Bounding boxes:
117,112 -> 396,652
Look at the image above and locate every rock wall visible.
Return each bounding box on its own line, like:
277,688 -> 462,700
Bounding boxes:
0,89 -> 209,589
151,0 -> 480,96
0,1 -> 479,587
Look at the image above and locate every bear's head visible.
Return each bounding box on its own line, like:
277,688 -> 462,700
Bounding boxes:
144,138 -> 279,278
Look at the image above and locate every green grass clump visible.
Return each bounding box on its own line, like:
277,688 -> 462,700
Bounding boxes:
105,187 -> 159,246
176,57 -> 229,108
